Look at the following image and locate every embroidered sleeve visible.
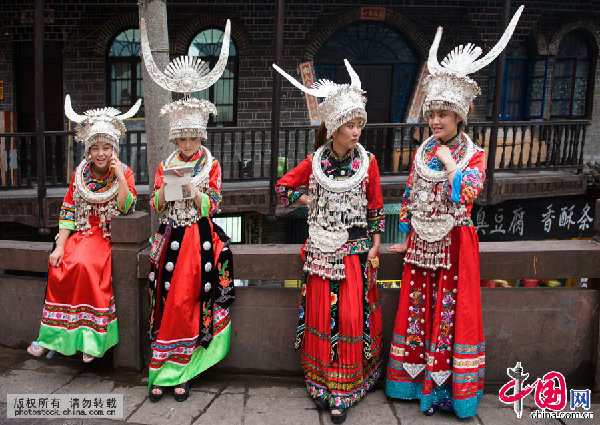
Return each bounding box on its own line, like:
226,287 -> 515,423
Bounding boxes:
366,155 -> 385,234
59,172 -> 76,230
117,192 -> 135,214
399,154 -> 417,233
275,156 -> 312,207
205,159 -> 223,216
275,186 -> 303,207
150,162 -> 166,215
59,202 -> 76,230
117,166 -> 137,214
448,150 -> 486,204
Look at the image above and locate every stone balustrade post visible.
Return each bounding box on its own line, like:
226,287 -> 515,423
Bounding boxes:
110,211 -> 151,370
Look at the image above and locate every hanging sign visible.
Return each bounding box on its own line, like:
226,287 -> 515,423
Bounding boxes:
298,61 -> 321,125
406,64 -> 429,123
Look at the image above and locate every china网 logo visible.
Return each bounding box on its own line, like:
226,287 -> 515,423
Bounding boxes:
499,362 -> 593,419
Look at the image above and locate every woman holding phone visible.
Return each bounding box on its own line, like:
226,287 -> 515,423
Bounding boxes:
27,95 -> 140,363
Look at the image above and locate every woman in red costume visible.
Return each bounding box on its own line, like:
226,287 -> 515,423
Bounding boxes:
27,95 -> 140,363
273,60 -> 384,424
385,6 -> 524,418
140,18 -> 235,403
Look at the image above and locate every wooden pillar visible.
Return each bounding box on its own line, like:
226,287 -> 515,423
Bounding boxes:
34,0 -> 46,229
485,0 -> 511,205
269,0 -> 284,215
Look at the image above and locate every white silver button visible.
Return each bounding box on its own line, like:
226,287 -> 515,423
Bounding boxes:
165,262 -> 174,272
204,262 -> 212,272
170,241 -> 180,251
203,241 -> 212,251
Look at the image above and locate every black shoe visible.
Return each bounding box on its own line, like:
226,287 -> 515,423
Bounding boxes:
174,381 -> 190,402
148,385 -> 165,403
314,397 -> 329,410
423,405 -> 437,416
330,406 -> 347,424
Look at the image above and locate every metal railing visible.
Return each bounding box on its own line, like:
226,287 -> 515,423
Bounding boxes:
0,120 -> 589,189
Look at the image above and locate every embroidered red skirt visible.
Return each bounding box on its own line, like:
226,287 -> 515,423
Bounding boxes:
148,219 -> 234,388
301,253 -> 383,409
385,226 -> 485,418
38,219 -> 118,357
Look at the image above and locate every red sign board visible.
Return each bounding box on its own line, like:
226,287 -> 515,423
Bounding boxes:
298,61 -> 321,125
361,7 -> 386,21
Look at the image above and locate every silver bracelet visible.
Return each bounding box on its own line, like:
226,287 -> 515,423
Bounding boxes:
446,165 -> 458,174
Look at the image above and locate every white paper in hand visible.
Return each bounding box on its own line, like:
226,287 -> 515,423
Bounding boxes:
163,165 -> 195,202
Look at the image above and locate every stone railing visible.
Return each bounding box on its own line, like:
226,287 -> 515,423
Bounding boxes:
0,201 -> 599,390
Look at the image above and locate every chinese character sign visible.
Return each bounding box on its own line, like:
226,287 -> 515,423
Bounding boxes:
298,61 -> 321,126
360,7 -> 386,21
473,195 -> 595,241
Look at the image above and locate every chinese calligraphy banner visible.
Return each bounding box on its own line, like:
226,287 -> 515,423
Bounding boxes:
473,195 -> 595,241
406,64 -> 429,123
298,61 -> 321,126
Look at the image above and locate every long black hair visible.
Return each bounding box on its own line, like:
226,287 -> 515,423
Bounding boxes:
314,122 -> 328,152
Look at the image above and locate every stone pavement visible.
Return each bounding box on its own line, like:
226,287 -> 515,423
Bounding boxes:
0,347 -> 597,425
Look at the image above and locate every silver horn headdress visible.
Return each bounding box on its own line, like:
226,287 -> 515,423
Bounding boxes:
140,18 -> 231,141
64,94 -> 142,156
273,59 -> 367,138
423,4 -> 524,124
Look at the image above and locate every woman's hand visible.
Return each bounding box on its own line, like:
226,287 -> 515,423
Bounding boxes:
367,245 -> 379,261
435,145 -> 459,183
194,186 -> 203,202
159,167 -> 183,190
109,155 -> 125,180
388,241 -> 408,253
297,194 -> 309,206
49,245 -> 65,267
435,145 -> 453,166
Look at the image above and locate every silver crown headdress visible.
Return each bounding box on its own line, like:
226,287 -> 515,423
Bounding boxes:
273,59 -> 367,139
140,18 -> 231,142
423,5 -> 524,124
64,94 -> 142,156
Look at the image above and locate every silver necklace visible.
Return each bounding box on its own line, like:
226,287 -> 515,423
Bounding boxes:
74,159 -> 119,204
312,141 -> 369,192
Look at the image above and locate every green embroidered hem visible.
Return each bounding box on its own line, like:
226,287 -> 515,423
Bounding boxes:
149,324 -> 231,388
37,320 -> 118,357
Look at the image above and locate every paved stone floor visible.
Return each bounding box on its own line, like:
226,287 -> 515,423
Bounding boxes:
0,347 -> 597,424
